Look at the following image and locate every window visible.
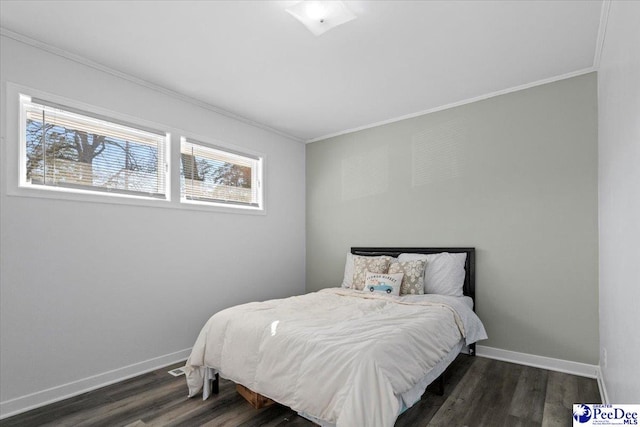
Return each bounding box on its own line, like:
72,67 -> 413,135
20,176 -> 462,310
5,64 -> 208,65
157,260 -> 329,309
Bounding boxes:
20,95 -> 168,198
12,88 -> 265,213
180,138 -> 262,209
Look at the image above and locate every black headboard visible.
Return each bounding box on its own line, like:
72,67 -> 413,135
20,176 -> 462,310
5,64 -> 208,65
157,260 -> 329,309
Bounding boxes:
350,247 -> 475,302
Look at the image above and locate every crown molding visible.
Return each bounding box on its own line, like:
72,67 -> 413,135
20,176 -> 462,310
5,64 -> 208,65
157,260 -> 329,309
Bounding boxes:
1,23 -> 601,147
0,27 -> 304,143
593,0 -> 611,69
306,67 -> 596,143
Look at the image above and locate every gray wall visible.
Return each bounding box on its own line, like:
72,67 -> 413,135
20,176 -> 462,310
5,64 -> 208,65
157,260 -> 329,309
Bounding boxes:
598,1 -> 640,403
0,36 -> 305,416
307,73 -> 598,364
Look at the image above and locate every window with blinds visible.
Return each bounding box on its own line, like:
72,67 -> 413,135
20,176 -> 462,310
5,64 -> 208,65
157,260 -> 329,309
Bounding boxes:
180,138 -> 262,209
21,96 -> 167,198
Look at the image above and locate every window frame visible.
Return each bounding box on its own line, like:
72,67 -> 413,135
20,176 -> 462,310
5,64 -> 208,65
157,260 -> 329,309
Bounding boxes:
19,94 -> 170,200
4,83 -> 266,215
180,137 -> 264,211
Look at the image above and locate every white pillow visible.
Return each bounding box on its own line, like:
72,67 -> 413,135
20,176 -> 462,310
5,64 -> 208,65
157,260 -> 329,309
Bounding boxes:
341,251 -> 354,288
398,252 -> 467,297
364,271 -> 404,296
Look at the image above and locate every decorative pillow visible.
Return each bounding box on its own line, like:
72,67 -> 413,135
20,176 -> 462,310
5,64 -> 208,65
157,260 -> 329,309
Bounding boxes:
341,251 -> 355,288
364,271 -> 404,296
352,255 -> 393,290
398,252 -> 467,296
388,259 -> 427,295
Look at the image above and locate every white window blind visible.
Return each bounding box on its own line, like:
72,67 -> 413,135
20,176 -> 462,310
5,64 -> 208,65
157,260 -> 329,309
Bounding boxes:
180,138 -> 262,208
22,96 -> 167,198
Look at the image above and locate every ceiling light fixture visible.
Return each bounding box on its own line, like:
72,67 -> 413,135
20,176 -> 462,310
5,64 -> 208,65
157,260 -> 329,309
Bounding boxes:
285,1 -> 357,36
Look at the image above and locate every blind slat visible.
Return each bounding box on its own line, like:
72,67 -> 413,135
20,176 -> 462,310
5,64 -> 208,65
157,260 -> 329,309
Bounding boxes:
180,139 -> 260,206
31,97 -> 166,137
181,142 -> 255,167
26,108 -> 161,146
24,99 -> 167,198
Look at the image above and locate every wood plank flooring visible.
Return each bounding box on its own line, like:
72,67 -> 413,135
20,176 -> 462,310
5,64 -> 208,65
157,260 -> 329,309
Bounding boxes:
0,355 -> 601,427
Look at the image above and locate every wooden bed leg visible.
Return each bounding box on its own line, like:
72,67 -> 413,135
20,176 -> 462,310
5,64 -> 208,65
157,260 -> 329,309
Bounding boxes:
469,343 -> 476,356
212,372 -> 219,394
436,373 -> 445,396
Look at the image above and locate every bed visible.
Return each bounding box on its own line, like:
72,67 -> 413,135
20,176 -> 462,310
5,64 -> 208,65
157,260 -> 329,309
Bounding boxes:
185,247 -> 487,427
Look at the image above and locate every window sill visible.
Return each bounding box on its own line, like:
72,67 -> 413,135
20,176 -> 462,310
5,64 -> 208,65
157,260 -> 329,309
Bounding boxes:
6,185 -> 266,216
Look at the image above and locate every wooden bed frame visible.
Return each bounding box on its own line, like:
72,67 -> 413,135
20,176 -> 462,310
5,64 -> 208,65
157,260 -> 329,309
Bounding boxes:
211,246 -> 476,400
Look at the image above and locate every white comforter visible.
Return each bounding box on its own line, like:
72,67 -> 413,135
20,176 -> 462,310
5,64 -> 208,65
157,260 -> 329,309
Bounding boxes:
185,288 -> 487,427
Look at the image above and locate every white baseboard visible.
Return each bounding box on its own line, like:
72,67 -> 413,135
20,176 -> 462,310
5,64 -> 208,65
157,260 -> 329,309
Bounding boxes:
0,348 -> 192,420
0,345 -> 603,419
476,345 -> 599,379
596,366 -> 610,404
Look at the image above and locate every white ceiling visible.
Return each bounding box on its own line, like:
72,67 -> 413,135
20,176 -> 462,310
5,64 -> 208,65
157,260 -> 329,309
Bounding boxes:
0,1 -> 604,142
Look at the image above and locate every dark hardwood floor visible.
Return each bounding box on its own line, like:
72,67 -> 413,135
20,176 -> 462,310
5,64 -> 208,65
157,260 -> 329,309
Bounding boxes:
0,355 -> 601,427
